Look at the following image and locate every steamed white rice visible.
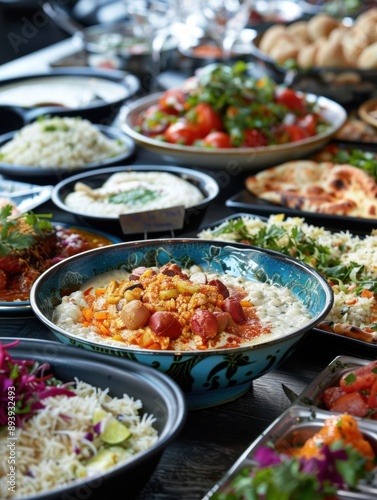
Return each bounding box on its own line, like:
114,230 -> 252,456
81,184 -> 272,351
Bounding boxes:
0,116 -> 128,168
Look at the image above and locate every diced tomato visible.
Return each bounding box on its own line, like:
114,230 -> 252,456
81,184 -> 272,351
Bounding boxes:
158,89 -> 187,115
367,378 -> 377,409
339,361 -> 377,393
241,128 -> 268,147
165,121 -> 200,145
203,131 -> 232,148
329,391 -> 369,417
322,386 -> 346,410
275,88 -> 307,114
187,103 -> 223,138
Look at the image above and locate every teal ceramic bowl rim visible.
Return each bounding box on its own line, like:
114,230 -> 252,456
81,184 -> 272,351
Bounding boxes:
30,238 -> 334,355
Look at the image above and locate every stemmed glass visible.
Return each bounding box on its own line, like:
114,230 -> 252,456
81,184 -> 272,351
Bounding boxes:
201,0 -> 254,60
124,0 -> 178,78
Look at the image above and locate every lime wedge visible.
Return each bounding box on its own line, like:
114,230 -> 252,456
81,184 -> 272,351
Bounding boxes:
101,418 -> 131,444
93,407 -> 108,425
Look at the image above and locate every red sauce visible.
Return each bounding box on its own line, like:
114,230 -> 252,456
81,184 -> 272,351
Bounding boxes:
239,307 -> 271,340
0,226 -> 114,303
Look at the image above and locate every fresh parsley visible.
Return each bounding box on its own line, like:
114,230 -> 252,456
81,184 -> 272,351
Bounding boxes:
0,205 -> 53,257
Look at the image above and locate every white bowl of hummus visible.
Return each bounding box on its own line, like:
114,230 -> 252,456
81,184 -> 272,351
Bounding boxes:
51,164 -> 219,235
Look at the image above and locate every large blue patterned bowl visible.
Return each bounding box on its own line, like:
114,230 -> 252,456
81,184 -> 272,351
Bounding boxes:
30,239 -> 333,410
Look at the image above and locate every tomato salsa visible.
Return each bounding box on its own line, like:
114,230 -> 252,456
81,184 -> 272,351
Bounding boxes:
134,61 -> 330,148
322,360 -> 377,419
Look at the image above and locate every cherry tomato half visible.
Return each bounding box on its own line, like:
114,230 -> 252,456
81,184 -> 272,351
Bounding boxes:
297,114 -> 318,136
275,88 -> 307,114
203,131 -> 232,148
283,124 -> 310,142
241,129 -> 268,147
158,89 -> 187,115
165,121 -> 200,145
187,103 -> 223,138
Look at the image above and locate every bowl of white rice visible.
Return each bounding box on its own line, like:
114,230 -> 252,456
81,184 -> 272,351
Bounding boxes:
0,337 -> 186,500
30,239 -> 333,409
0,116 -> 135,181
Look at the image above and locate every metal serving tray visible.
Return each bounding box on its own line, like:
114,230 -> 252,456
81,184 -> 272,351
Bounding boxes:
204,406 -> 377,499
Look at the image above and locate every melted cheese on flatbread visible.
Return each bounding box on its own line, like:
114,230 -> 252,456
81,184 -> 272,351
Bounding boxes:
245,160 -> 377,218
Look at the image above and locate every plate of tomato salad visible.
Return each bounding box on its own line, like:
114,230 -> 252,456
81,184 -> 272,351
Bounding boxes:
120,62 -> 347,170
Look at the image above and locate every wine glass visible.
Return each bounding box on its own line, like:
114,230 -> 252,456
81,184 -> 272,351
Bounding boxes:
124,0 -> 178,78
201,0 -> 254,60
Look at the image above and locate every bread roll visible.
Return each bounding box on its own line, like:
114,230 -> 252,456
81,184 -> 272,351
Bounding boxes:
286,21 -> 311,44
358,41 -> 377,69
259,24 -> 287,53
269,40 -> 299,64
353,8 -> 377,47
307,13 -> 339,41
342,28 -> 370,66
315,38 -> 348,67
297,42 -> 319,68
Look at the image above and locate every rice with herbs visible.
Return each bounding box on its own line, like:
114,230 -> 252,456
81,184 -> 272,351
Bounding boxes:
198,214 -> 377,341
0,379 -> 158,499
0,116 -> 128,168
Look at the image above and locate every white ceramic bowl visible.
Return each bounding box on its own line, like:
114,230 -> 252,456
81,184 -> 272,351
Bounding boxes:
119,92 -> 347,171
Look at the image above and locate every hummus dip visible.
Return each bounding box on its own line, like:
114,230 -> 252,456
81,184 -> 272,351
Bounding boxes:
64,171 -> 205,216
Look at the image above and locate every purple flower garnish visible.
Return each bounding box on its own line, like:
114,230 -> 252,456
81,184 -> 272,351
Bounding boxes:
255,446 -> 282,467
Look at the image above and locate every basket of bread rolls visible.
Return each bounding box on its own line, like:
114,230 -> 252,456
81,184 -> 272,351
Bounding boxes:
249,8 -> 377,103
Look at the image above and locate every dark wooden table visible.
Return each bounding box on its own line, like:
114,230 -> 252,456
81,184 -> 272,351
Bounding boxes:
1,29 -> 377,500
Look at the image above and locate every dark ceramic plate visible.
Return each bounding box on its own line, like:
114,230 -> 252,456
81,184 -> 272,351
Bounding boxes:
226,190 -> 377,233
0,223 -> 122,318
51,164 -> 220,235
0,125 -> 135,182
0,337 -> 186,500
0,68 -> 140,134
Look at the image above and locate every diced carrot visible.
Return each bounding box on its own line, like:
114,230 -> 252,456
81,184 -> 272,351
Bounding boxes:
82,308 -> 93,321
94,311 -> 108,320
345,298 -> 357,305
98,323 -> 110,335
361,289 -> 374,299
240,299 -> 253,307
147,343 -> 161,350
139,331 -> 155,348
95,288 -> 106,296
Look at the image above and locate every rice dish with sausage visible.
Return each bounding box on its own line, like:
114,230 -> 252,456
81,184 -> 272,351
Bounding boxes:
52,262 -> 313,351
